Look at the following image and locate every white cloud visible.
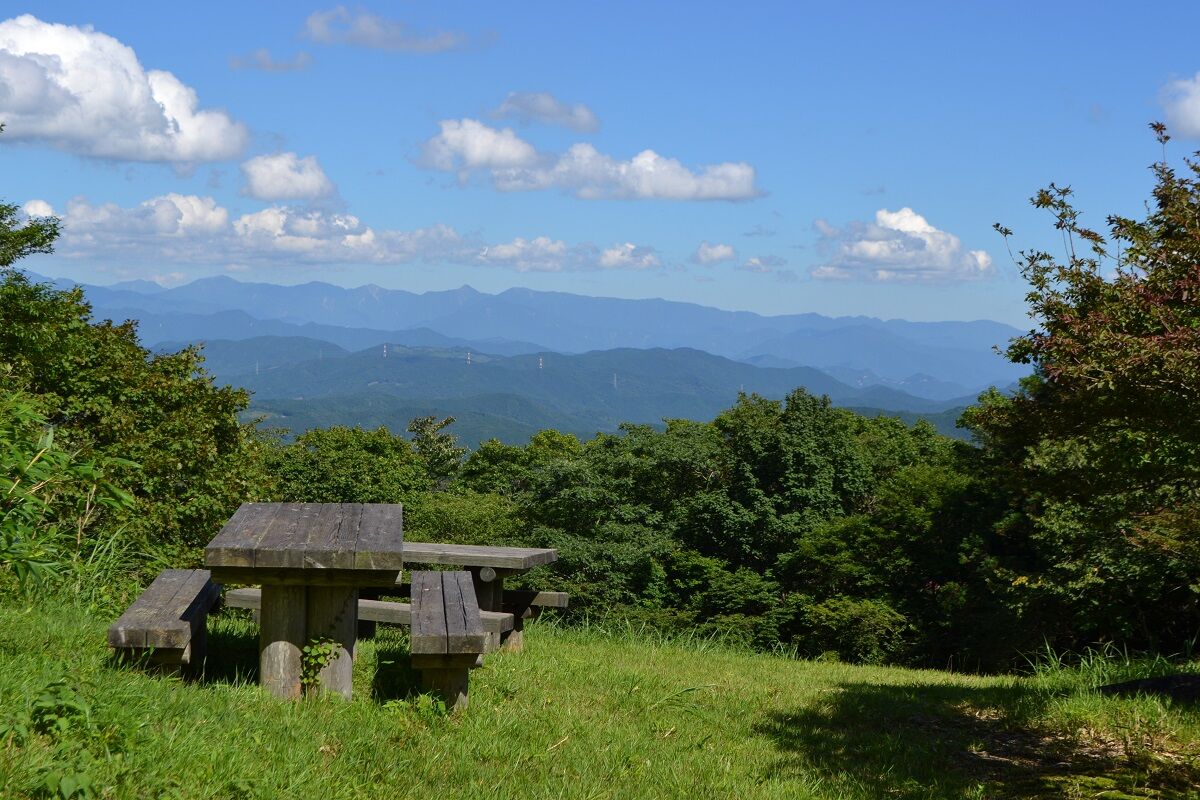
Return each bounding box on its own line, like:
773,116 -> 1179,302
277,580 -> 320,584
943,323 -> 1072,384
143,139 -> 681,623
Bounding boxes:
740,255 -> 786,273
692,241 -> 736,264
812,207 -> 993,282
478,236 -> 569,272
0,14 -> 248,162
420,119 -> 760,201
229,48 -> 311,72
305,7 -> 468,53
598,242 -> 661,270
421,119 -> 539,172
496,143 -> 759,201
478,236 -> 663,272
49,193 -> 463,266
1162,73 -> 1200,138
241,152 -> 335,201
22,199 -> 55,217
45,191 -> 663,275
491,91 -> 599,132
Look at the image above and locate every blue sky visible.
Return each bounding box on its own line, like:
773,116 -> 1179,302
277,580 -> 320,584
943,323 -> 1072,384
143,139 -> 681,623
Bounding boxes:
4,2 -> 1200,325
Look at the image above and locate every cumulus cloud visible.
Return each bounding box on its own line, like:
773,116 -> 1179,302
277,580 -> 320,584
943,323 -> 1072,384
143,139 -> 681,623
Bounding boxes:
478,237 -> 662,272
305,7 -> 468,53
421,119 -> 539,172
692,241 -> 736,264
49,193 -> 463,266
598,243 -> 661,270
419,119 -> 760,201
1162,73 -> 1200,138
241,152 -> 335,201
740,255 -> 787,274
491,91 -> 599,132
43,192 -> 661,274
0,14 -> 248,162
22,199 -> 55,218
812,207 -> 993,282
478,236 -> 568,272
229,48 -> 312,72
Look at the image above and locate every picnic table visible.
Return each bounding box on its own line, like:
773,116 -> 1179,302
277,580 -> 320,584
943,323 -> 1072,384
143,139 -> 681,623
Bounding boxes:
399,542 -> 558,651
204,502 -> 406,700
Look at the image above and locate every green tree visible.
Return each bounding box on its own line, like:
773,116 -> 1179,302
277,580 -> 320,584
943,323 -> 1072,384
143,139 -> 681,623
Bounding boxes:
0,127 -> 59,268
265,425 -> 430,504
964,123 -> 1200,648
407,415 -> 467,489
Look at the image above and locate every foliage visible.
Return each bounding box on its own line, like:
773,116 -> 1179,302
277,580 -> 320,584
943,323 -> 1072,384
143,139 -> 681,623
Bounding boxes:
1,386 -> 133,590
965,123 -> 1200,651
0,271 -> 267,556
0,129 -> 60,269
264,425 -> 429,505
407,415 -> 467,488
402,489 -> 524,545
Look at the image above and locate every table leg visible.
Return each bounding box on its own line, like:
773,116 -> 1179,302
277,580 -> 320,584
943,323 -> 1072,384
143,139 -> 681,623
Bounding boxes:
260,584 -> 306,700
305,586 -> 357,700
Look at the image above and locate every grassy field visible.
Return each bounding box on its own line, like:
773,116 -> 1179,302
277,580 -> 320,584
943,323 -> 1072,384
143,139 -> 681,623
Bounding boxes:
0,600 -> 1197,799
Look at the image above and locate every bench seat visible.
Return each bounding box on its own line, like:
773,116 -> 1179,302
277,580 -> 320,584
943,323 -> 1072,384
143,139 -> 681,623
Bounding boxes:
409,570 -> 486,711
223,587 -> 515,634
108,569 -> 221,670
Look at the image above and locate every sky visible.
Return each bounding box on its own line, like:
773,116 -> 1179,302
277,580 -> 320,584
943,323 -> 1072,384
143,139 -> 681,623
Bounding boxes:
4,2 -> 1200,325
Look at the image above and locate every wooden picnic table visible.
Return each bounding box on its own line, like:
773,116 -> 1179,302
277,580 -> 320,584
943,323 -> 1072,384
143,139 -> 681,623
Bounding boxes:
204,502 -> 405,700
399,542 -> 557,651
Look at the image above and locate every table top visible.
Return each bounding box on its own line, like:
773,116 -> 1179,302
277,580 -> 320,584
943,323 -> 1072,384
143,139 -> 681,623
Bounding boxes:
204,502 -> 405,571
401,541 -> 557,570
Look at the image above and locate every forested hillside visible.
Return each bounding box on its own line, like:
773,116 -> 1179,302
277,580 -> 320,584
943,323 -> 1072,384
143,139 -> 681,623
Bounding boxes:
3,128 -> 1200,673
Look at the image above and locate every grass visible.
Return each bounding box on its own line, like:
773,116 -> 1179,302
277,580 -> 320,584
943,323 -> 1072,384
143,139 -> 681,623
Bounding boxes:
0,600 -> 1198,799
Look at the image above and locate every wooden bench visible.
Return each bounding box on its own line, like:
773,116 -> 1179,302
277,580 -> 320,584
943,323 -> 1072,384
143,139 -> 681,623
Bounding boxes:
223,587 -> 515,637
409,570 -> 486,711
108,569 -> 222,671
499,589 -> 569,652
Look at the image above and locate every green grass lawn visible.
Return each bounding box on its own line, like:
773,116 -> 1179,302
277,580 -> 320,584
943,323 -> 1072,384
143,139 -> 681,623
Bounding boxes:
0,600 -> 1197,799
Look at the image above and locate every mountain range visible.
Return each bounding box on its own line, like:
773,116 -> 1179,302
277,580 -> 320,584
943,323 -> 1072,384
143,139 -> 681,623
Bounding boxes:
24,271 -> 1029,444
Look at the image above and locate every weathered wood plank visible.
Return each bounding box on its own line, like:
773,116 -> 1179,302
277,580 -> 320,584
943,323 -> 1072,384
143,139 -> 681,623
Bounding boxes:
352,503 -> 405,570
442,572 -> 471,654
290,503 -> 342,569
501,589 -> 570,609
209,566 -> 400,587
204,503 -> 281,567
224,588 -> 514,632
108,569 -> 218,651
145,569 -> 221,649
410,570 -> 446,654
308,502 -> 361,570
253,504 -> 318,568
401,542 -> 557,570
454,571 -> 486,653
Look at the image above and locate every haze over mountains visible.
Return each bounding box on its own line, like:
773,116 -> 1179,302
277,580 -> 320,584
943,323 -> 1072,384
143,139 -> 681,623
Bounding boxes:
29,272 -> 1027,444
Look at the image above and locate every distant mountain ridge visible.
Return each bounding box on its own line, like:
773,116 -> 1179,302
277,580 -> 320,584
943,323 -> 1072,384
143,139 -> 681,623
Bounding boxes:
32,272 -> 1027,400
170,335 -> 977,445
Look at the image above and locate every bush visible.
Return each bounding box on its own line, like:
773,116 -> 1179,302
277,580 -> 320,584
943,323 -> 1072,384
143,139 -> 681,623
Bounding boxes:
792,595 -> 909,664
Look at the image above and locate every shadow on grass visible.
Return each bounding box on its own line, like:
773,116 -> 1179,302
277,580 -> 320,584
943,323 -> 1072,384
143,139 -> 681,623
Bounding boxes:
368,626 -> 423,703
199,611 -> 260,686
752,680 -> 1184,800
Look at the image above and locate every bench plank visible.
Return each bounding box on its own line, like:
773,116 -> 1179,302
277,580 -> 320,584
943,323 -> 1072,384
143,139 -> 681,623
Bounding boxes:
224,588 -> 514,633
401,542 -> 556,570
108,569 -> 220,664
410,571 -> 447,654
